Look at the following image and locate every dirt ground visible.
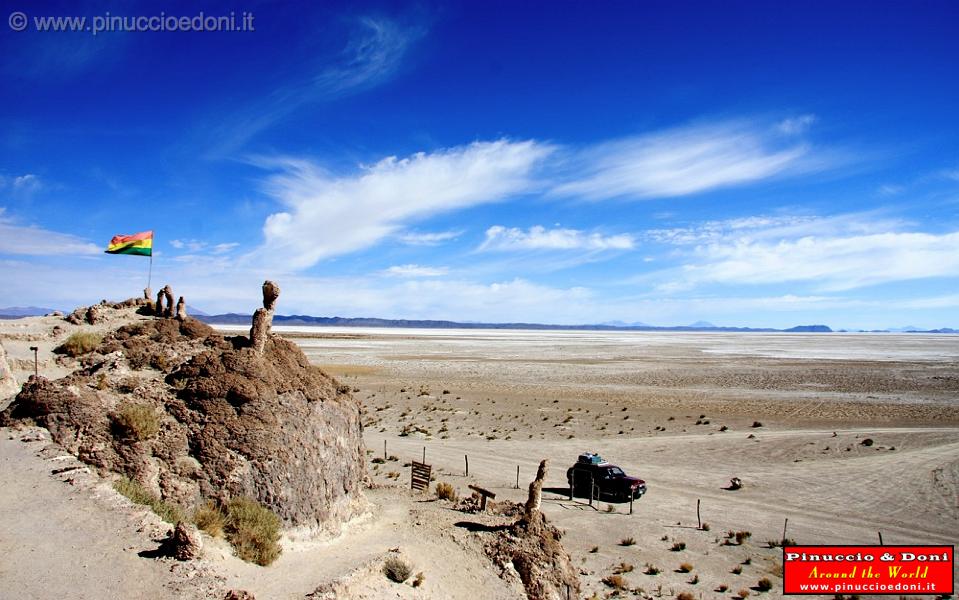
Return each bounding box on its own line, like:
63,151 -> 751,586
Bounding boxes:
1,319 -> 956,599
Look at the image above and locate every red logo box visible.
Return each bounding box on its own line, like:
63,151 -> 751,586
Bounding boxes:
783,545 -> 954,595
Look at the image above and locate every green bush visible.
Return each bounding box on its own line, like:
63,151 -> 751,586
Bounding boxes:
112,403 -> 160,441
113,476 -> 184,524
57,332 -> 102,357
225,497 -> 282,566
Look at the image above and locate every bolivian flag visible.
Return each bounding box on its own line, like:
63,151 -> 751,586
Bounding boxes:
105,230 -> 153,256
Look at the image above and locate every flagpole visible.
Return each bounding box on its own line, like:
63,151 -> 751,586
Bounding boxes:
148,253 -> 153,291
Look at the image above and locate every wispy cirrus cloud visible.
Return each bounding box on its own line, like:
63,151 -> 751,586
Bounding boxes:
210,16 -> 424,155
0,208 -> 100,256
398,229 -> 463,245
647,213 -> 959,291
382,264 -> 448,277
552,119 -> 816,200
252,139 -> 553,270
480,225 -> 635,251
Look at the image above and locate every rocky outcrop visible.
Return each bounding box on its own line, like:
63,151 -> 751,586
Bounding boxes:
1,284 -> 368,533
0,341 -> 17,400
485,459 -> 580,600
162,522 -> 203,561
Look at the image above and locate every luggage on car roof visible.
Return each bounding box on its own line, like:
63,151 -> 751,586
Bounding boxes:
577,452 -> 604,465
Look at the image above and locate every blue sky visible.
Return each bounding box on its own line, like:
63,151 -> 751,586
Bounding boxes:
1,0 -> 958,329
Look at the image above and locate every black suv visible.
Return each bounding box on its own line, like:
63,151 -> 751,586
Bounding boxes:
566,453 -> 646,501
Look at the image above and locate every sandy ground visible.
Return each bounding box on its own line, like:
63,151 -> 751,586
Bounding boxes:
2,317 -> 957,599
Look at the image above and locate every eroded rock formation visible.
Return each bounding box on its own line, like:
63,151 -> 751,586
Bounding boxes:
1,283 -> 368,533
250,280 -> 279,355
485,459 -> 580,600
175,297 -> 187,321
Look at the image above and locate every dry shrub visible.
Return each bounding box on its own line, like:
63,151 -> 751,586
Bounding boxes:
732,565 -> 743,574
613,562 -> 634,574
738,589 -> 751,599
412,572 -> 425,587
112,403 -> 160,441
225,497 -> 282,566
57,332 -> 102,357
619,536 -> 636,546
756,577 -> 773,592
735,530 -> 752,544
383,555 -> 412,583
678,593 -> 696,600
717,583 -> 729,592
113,476 -> 183,523
602,574 -> 627,589
193,501 -> 226,538
671,541 -> 687,551
678,562 -> 694,573
644,563 -> 661,575
435,481 -> 457,501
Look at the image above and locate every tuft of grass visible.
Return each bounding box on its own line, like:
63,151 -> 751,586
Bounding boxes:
619,536 -> 636,546
751,421 -> 763,428
732,565 -> 743,575
224,497 -> 282,566
613,562 -> 634,574
589,545 -> 599,553
742,557 -> 752,565
671,541 -> 687,551
113,476 -> 184,523
644,563 -> 661,575
435,481 -> 457,501
738,588 -> 751,599
677,593 -> 695,600
689,574 -> 700,584
57,331 -> 102,357
735,530 -> 752,545
412,572 -> 425,587
193,501 -> 226,538
678,562 -> 694,573
701,522 -> 711,531
383,555 -> 412,583
602,574 -> 627,589
112,403 -> 160,441
717,583 -> 729,592
756,577 -> 773,592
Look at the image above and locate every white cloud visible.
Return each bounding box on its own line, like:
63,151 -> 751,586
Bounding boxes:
253,139 -> 553,270
649,214 -> 959,291
480,225 -> 635,251
382,264 -> 448,277
0,173 -> 43,197
0,209 -> 100,256
170,239 -> 239,254
398,230 -> 463,245
778,114 -> 817,134
551,120 -> 812,200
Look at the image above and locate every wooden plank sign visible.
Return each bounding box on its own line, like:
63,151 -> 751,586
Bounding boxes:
410,461 -> 431,491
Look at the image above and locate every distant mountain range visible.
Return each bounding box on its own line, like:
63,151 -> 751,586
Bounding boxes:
195,313 -> 838,333
1,305 -> 952,333
0,306 -> 56,319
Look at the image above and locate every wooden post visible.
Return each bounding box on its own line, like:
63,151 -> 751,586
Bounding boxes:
422,446 -> 426,464
878,531 -> 883,545
782,518 -> 789,544
516,465 -> 520,489
465,454 -> 469,477
383,439 -> 387,460
29,346 -> 38,378
697,498 -> 701,529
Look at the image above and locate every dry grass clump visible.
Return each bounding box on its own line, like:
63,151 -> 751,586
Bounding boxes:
57,332 -> 102,357
644,563 -> 661,575
738,588 -> 751,599
412,572 -> 425,587
383,555 -> 412,583
735,530 -> 752,544
677,593 -> 696,600
225,496 -> 282,566
619,536 -> 636,546
731,565 -> 743,574
112,403 -> 160,441
602,574 -> 627,589
756,577 -> 773,592
435,481 -> 457,501
671,541 -> 687,551
613,562 -> 634,574
678,562 -> 694,573
113,476 -> 184,523
192,501 -> 226,538
716,583 -> 729,592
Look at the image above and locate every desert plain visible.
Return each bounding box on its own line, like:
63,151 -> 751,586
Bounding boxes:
2,316 -> 957,599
